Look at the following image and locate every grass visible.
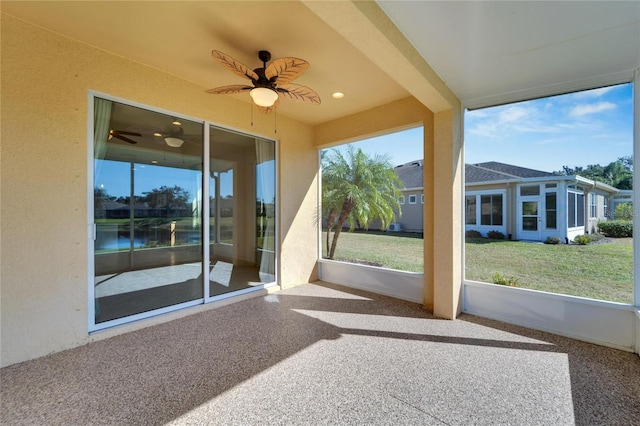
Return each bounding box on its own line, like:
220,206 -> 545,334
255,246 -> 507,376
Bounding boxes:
322,231 -> 424,272
323,231 -> 633,304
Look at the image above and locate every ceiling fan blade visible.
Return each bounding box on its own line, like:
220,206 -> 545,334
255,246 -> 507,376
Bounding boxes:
114,130 -> 142,137
277,84 -> 321,104
265,57 -> 309,85
211,50 -> 259,81
114,134 -> 138,144
206,84 -> 253,95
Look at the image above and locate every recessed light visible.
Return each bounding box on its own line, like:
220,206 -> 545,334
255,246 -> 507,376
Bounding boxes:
153,132 -> 162,137
151,160 -> 158,164
172,119 -> 182,126
332,92 -> 345,99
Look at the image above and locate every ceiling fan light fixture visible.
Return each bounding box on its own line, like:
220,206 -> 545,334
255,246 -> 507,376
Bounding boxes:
164,137 -> 184,148
250,87 -> 279,107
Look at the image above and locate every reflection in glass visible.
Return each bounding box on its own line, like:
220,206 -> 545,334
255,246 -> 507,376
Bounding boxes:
93,98 -> 203,323
208,126 -> 276,297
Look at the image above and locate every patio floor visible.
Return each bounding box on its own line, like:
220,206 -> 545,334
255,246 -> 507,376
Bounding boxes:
2,281 -> 639,425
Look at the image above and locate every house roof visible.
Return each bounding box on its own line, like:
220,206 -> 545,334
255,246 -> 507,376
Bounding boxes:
398,160 -> 618,193
395,160 -> 555,188
468,162 -> 555,182
394,160 -> 423,189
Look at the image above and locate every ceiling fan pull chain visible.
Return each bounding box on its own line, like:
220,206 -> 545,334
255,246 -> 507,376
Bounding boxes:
250,102 -> 254,127
274,109 -> 277,134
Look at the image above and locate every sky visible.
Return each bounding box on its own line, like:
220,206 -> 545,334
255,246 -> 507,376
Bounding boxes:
324,82 -> 633,173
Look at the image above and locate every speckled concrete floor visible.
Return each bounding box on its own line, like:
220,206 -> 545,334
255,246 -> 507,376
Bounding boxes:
2,282 -> 639,425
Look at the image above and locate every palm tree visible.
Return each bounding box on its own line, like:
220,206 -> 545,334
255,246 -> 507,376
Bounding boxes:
322,146 -> 403,259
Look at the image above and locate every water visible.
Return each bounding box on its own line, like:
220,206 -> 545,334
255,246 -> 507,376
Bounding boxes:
96,232 -> 201,250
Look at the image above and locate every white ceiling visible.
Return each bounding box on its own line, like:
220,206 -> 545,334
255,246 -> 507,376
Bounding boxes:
378,1 -> 640,109
3,1 -> 639,121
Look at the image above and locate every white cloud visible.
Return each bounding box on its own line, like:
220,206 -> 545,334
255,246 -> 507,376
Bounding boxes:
498,105 -> 535,123
569,101 -> 616,117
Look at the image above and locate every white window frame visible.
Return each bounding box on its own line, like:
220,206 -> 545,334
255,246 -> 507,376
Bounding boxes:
399,195 -> 405,204
408,194 -> 417,204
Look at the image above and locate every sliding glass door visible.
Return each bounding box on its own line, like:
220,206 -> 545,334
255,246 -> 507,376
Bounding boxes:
92,96 -> 276,329
208,126 -> 276,297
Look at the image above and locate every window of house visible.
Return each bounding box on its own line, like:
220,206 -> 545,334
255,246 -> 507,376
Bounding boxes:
421,194 -> 424,204
520,185 -> 540,196
480,194 -> 503,226
604,196 -> 609,218
399,195 -> 405,204
409,195 -> 417,204
91,95 -> 276,330
590,193 -> 597,218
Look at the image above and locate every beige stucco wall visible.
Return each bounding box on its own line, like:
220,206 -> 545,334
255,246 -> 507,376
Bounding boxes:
0,15 -> 318,367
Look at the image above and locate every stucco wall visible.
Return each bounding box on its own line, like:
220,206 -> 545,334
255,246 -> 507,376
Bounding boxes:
0,15 -> 318,367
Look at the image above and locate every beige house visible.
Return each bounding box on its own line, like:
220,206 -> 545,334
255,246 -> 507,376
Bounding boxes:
1,1 -> 638,371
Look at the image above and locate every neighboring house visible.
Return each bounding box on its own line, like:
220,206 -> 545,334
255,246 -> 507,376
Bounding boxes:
391,160 -> 424,232
393,160 -> 622,242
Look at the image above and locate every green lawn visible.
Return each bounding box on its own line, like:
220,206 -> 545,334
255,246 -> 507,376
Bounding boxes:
323,231 -> 633,304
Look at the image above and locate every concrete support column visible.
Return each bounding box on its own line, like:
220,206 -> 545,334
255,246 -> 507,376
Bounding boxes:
428,109 -> 464,319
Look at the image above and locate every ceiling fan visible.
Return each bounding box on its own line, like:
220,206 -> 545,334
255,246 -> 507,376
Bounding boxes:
108,129 -> 141,145
206,50 -> 321,113
153,120 -> 186,148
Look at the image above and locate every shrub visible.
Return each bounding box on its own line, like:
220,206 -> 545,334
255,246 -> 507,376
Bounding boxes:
544,236 -> 561,245
487,230 -> 505,240
574,234 -> 591,245
598,220 -> 633,238
465,230 -> 482,238
614,202 -> 633,221
492,272 -> 518,287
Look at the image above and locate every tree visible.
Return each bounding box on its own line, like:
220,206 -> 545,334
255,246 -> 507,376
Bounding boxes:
141,185 -> 190,215
94,187 -> 115,213
555,156 -> 633,190
322,146 -> 403,259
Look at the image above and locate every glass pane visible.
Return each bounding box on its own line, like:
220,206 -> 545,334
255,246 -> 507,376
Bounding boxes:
492,195 -> 503,225
568,193 -> 576,227
522,201 -> 538,216
523,217 -> 538,231
480,195 -> 491,225
546,192 -> 557,229
209,126 -> 276,297
94,98 -> 203,324
546,211 -> 557,229
465,196 -> 476,225
520,185 -> 540,196
577,194 -> 585,227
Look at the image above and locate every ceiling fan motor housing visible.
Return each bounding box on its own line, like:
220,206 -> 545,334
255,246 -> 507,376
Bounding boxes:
253,50 -> 277,88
